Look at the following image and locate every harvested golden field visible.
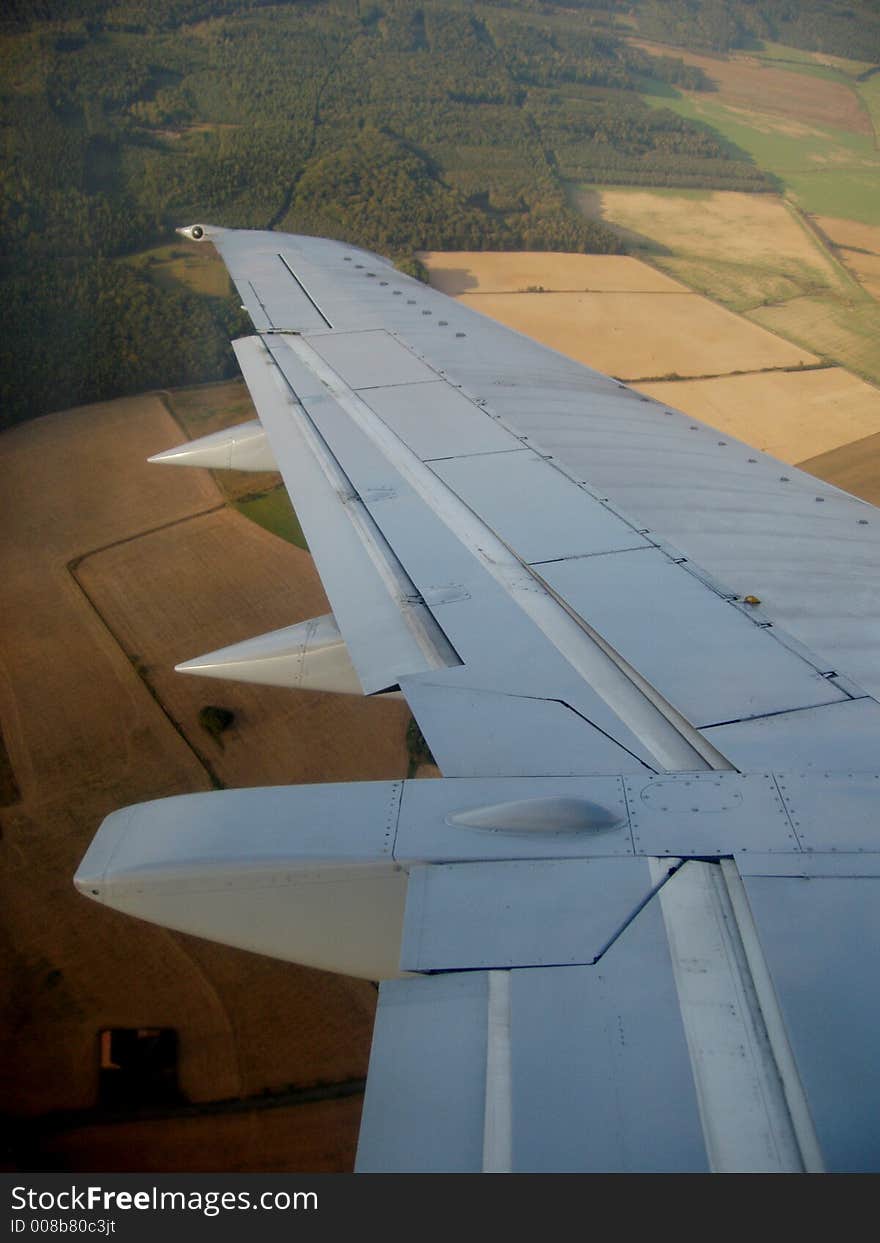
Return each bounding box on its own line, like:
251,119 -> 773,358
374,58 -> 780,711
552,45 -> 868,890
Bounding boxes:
454,288 -> 817,379
574,188 -> 846,311
0,392 -> 407,1171
635,367 -> 880,462
815,215 -> 880,299
426,249 -> 880,500
419,250 -> 684,295
628,38 -> 871,134
798,430 -> 880,505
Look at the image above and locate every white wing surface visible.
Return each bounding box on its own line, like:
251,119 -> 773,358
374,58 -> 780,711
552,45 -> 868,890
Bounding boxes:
76,225 -> 880,1173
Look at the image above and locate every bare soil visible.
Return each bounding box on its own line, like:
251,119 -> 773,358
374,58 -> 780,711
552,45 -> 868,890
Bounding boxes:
0,393 -> 406,1171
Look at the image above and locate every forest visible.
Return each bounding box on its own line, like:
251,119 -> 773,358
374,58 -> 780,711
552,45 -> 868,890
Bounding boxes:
633,0 -> 880,60
0,0 -> 869,424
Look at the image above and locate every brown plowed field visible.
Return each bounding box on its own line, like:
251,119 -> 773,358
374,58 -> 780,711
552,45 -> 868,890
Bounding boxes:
1,392 -> 408,1171
798,430 -> 880,505
76,510 -> 410,788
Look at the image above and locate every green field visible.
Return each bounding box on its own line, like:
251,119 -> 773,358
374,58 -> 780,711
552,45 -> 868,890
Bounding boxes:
750,40 -> 877,79
858,73 -> 880,133
123,244 -> 233,299
748,294 -> 880,385
652,90 -> 880,222
234,488 -> 308,550
162,382 -> 310,542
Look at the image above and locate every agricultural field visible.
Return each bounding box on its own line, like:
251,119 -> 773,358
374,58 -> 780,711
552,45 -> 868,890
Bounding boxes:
573,186 -> 880,388
798,430 -> 880,506
122,244 -> 234,300
164,379 -> 304,540
0,393 -> 411,1170
748,294 -> 880,387
630,37 -> 873,134
424,250 -> 880,499
815,216 -> 880,299
570,187 -> 848,311
630,37 -> 880,225
76,508 -> 408,790
635,366 -> 880,461
425,252 -> 817,380
421,251 -> 683,295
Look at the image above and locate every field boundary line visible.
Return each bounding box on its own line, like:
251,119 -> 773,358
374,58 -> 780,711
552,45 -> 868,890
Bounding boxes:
628,360 -> 834,384
67,513 -> 230,791
782,198 -> 870,297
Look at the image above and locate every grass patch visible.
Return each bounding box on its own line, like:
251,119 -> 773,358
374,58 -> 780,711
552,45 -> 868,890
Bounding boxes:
234,487 -> 308,550
122,244 -> 233,299
856,73 -> 880,135
654,254 -> 835,311
647,90 -> 880,222
750,41 -> 876,81
750,42 -> 875,80
747,294 -> 880,387
164,380 -> 256,437
406,716 -> 435,778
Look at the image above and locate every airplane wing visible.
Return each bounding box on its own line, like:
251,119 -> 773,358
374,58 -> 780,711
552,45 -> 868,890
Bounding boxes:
75,225 -> 880,1173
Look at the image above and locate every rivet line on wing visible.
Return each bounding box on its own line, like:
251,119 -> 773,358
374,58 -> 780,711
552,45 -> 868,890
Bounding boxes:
283,334 -> 733,774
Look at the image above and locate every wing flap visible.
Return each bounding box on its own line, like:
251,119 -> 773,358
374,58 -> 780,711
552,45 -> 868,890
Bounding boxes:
737,856 -> 880,1173
400,857 -> 656,971
207,228 -> 880,701
357,882 -> 708,1173
232,334 -> 460,694
538,548 -> 848,728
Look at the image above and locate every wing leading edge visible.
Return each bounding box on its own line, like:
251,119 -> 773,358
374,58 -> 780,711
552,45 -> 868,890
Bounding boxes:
74,224 -> 880,1173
